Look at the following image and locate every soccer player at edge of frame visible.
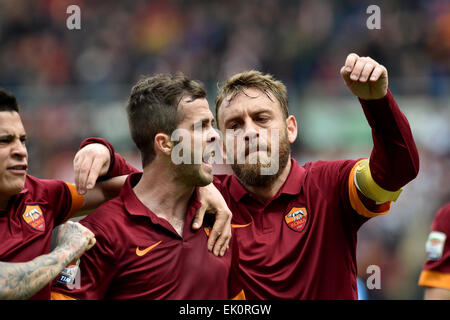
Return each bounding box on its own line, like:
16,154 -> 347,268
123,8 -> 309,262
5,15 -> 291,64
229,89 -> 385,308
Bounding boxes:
74,53 -> 420,299
0,89 -> 231,300
419,203 -> 450,299
0,88 -> 132,300
51,73 -> 241,300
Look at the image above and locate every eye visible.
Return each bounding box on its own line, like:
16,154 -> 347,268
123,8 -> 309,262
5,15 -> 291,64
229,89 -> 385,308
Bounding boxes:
0,137 -> 12,144
229,122 -> 239,130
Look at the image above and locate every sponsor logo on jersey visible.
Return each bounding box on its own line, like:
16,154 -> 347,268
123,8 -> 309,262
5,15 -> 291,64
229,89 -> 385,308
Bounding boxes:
285,207 -> 308,232
425,231 -> 446,261
22,205 -> 45,232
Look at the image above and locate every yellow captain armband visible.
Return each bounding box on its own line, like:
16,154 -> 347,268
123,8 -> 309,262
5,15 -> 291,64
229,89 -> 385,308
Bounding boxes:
354,159 -> 402,203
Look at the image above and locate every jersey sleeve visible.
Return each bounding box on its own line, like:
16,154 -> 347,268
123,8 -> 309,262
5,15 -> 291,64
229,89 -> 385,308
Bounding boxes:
359,89 -> 419,192
79,137 -> 140,179
51,219 -> 117,300
347,159 -> 391,219
340,90 -> 418,224
41,179 -> 84,226
317,159 -> 391,227
419,204 -> 450,289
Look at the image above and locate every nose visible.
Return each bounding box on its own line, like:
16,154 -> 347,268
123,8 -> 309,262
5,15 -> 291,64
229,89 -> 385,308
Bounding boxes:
243,120 -> 259,141
11,139 -> 28,159
206,127 -> 221,143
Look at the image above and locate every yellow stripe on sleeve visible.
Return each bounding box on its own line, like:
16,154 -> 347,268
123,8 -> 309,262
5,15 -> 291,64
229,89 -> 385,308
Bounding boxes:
355,159 -> 402,202
348,160 -> 391,218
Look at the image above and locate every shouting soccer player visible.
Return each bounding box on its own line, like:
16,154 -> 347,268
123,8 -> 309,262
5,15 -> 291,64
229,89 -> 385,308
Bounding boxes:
52,74 -> 240,300
73,53 -> 419,299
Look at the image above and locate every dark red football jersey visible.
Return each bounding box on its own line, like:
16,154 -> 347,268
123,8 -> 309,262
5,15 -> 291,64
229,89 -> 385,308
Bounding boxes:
51,173 -> 237,300
211,90 -> 418,300
0,175 -> 83,299
214,158 -> 390,299
419,203 -> 450,289
74,90 -> 418,300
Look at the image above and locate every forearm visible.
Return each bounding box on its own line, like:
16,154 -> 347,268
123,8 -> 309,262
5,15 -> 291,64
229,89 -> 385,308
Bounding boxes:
0,246 -> 77,300
360,89 -> 419,191
82,175 -> 127,211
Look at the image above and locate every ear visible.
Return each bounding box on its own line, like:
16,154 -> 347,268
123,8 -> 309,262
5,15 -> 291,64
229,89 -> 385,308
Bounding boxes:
285,115 -> 298,144
154,133 -> 173,156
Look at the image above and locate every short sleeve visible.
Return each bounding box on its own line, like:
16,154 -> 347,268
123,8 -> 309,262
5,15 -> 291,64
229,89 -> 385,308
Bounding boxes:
51,219 -> 117,300
41,179 -> 84,226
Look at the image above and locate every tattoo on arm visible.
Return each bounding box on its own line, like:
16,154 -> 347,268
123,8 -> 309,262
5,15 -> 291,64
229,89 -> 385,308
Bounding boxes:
0,245 -> 79,300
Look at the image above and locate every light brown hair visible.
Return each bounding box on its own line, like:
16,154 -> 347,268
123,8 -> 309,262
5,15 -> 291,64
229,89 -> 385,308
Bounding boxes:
215,70 -> 289,127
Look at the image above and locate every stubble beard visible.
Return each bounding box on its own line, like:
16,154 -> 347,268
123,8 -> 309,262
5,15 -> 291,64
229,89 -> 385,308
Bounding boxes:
230,130 -> 290,188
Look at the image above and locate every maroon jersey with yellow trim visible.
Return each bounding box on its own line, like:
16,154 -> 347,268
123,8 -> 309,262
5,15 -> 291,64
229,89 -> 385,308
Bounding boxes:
77,90 -> 418,299
214,158 -> 384,299
52,173 -> 235,300
419,204 -> 450,290
213,90 -> 418,299
0,175 -> 83,300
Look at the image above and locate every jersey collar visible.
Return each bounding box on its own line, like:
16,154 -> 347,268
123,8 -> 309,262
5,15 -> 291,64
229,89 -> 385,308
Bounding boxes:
121,172 -> 201,227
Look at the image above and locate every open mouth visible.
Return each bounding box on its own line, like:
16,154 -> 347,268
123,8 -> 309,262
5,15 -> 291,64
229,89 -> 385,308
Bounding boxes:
8,164 -> 28,174
202,150 -> 215,168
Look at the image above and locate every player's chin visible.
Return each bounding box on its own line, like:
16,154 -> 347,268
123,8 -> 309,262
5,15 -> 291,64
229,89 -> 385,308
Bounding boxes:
199,163 -> 213,185
0,177 -> 26,197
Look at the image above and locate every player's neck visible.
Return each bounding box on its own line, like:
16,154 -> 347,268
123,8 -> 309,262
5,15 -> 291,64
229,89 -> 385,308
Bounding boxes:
0,196 -> 10,210
244,158 -> 292,204
133,163 -> 194,234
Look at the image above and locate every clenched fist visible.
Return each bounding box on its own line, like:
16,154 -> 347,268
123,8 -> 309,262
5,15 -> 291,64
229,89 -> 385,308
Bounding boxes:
340,53 -> 388,100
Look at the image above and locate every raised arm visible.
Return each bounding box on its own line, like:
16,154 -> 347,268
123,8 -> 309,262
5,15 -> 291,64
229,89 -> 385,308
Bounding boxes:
0,221 -> 95,300
341,53 -> 419,209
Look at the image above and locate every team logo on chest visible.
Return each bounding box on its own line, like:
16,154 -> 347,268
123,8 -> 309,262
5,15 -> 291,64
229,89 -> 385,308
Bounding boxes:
284,207 -> 308,232
22,205 -> 45,232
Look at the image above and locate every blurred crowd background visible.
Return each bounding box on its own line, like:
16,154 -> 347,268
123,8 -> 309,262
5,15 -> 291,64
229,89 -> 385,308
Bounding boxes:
1,0 -> 449,299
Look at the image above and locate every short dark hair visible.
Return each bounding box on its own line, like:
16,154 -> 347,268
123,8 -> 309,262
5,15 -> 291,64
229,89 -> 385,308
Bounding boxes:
126,73 -> 207,167
0,88 -> 19,113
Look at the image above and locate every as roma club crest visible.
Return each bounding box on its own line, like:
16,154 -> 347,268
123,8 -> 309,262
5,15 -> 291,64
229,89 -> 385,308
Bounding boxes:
22,205 -> 45,232
285,207 -> 308,232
